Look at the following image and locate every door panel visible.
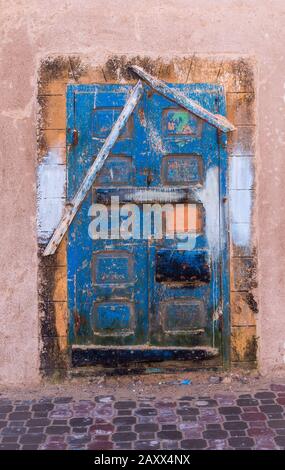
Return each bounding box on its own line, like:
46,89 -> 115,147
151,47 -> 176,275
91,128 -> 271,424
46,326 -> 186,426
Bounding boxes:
143,85 -> 222,348
67,83 -> 227,357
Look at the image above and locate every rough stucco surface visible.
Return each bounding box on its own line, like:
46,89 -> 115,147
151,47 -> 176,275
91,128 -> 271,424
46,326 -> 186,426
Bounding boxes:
1,0 -> 285,384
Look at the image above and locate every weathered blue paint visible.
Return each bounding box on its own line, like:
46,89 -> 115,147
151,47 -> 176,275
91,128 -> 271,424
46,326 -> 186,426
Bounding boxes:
67,83 -> 229,361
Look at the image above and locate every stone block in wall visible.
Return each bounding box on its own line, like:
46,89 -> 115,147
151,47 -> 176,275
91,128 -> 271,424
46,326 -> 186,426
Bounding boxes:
227,126 -> 256,156
231,326 -> 257,362
231,292 -> 257,326
38,95 -> 66,129
227,92 -> 256,125
231,257 -> 257,291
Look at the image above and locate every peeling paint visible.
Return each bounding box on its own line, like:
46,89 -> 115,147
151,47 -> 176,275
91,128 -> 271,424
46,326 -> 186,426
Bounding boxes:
196,166 -> 220,259
37,149 -> 66,241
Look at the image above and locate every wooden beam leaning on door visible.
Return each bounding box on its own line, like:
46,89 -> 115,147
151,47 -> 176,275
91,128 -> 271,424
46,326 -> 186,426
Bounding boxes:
129,65 -> 235,133
43,80 -> 144,256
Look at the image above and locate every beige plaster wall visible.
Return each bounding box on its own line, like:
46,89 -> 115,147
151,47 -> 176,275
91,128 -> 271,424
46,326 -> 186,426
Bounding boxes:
1,0 -> 285,384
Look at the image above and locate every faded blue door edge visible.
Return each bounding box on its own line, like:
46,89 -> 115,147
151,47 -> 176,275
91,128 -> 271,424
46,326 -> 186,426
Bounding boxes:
217,91 -> 231,367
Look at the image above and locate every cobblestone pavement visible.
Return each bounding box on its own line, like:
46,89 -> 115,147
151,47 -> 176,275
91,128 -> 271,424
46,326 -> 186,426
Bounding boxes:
0,383 -> 285,450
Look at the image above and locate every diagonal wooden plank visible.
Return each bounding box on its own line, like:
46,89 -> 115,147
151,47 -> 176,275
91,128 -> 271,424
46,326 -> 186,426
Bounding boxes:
43,80 -> 144,256
130,65 -> 235,133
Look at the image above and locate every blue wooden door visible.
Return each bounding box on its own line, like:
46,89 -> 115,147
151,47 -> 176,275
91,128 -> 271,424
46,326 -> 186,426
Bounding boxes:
67,83 -> 228,356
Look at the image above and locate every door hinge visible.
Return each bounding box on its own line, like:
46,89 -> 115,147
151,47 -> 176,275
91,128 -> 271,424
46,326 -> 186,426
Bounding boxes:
72,129 -> 79,146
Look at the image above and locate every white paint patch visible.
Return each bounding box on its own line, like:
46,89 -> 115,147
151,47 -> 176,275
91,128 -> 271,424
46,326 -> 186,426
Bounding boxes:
196,166 -> 220,260
147,121 -> 165,154
126,188 -> 186,203
228,149 -> 253,248
230,190 -> 252,224
229,157 -> 254,190
37,149 -> 66,241
231,223 -> 250,248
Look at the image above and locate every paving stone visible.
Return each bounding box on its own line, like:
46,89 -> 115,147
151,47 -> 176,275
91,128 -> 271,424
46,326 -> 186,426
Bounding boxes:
88,440 -> 113,450
181,439 -> 207,449
95,395 -> 115,404
225,415 -> 241,421
228,437 -> 255,448
254,392 -> 275,399
134,440 -> 160,449
268,419 -> 285,429
276,398 -> 285,405
208,439 -> 228,450
21,444 -> 40,450
32,403 -> 54,412
117,409 -> 132,416
112,432 -> 137,442
135,423 -> 158,432
237,398 -> 259,407
9,412 -> 32,420
218,406 -> 241,415
114,401 -> 136,409
241,406 -> 259,413
156,401 -> 176,408
230,430 -> 246,437
114,442 -> 132,450
274,436 -> 285,447
254,436 -> 276,449
15,406 -> 30,411
241,412 -> 266,421
138,416 -> 157,424
162,440 -> 180,449
54,397 -> 73,404
113,416 -> 136,425
20,434 -> 45,444
0,406 -> 13,413
72,427 -> 87,433
203,430 -> 228,439
199,409 -> 223,423
34,412 -> 49,418
1,426 -> 26,436
139,432 -> 155,440
46,426 -> 70,434
27,426 -> 46,434
49,410 -> 73,419
207,424 -> 222,430
26,418 -> 50,427
90,423 -> 114,435
67,434 -> 91,445
259,404 -> 283,413
180,416 -> 197,422
40,443 -> 67,450
116,425 -> 132,432
70,417 -> 92,427
157,430 -> 182,440
265,413 -> 283,420
177,407 -> 199,416
135,408 -> 157,416
0,444 -> 20,450
52,419 -> 68,425
1,435 -> 19,443
223,421 -> 248,430
161,424 -> 177,430
271,384 -> 285,392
